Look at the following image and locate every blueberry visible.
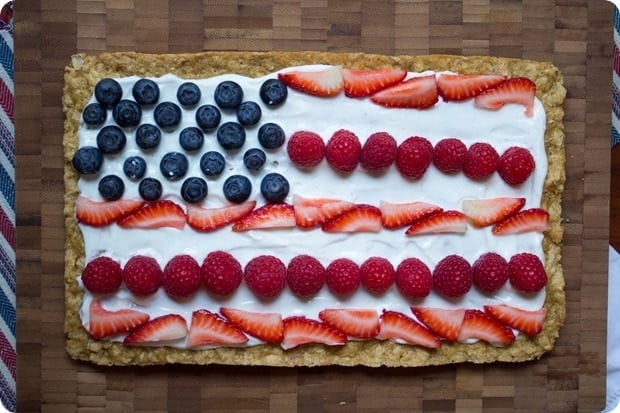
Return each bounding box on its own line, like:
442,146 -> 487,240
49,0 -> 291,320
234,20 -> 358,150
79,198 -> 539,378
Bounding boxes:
257,122 -> 285,149
181,177 -> 208,203
72,146 -> 103,175
243,148 -> 266,171
214,80 -> 243,109
139,177 -> 163,201
236,101 -> 262,126
98,175 -> 125,201
217,122 -> 246,150
94,78 -> 123,109
132,79 -> 160,105
199,151 -> 226,177
82,103 -> 107,127
177,82 -> 201,106
223,175 -> 252,204
160,152 -> 189,181
154,102 -> 181,129
260,172 -> 289,203
123,156 -> 147,180
96,125 -> 126,154
195,104 -> 221,131
135,124 -> 162,150
179,127 -> 204,152
259,78 -> 288,106
113,99 -> 142,128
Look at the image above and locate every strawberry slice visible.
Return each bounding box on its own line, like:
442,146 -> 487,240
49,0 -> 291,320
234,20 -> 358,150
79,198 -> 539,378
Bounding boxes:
281,316 -> 347,350
123,313 -> 188,344
293,195 -> 355,228
187,309 -> 248,348
232,203 -> 295,231
491,208 -> 549,235
186,200 -> 256,232
87,298 -> 150,339
370,75 -> 438,109
379,200 -> 443,229
220,307 -> 283,343
437,74 -> 507,101
321,204 -> 382,233
76,196 -> 144,227
484,304 -> 546,335
117,200 -> 186,229
411,307 -> 466,341
377,310 -> 441,348
462,197 -> 525,228
457,309 -> 515,346
318,308 -> 380,339
474,77 -> 536,117
278,66 -> 343,97
405,210 -> 467,235
342,68 -> 407,97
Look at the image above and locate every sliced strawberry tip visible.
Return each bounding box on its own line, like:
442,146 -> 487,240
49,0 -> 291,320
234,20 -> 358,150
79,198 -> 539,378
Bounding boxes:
370,75 -> 438,109
278,66 -> 344,97
220,307 -> 284,343
462,197 -> 526,228
117,200 -> 186,230
379,200 -> 443,229
457,309 -> 515,346
293,195 -> 356,228
411,307 -> 466,341
123,313 -> 188,344
342,68 -> 407,97
405,210 -> 467,236
186,200 -> 256,232
321,204 -> 382,233
437,74 -> 507,101
378,310 -> 441,348
474,77 -> 536,117
318,308 -> 380,339
76,196 -> 145,227
281,317 -> 347,350
491,208 -> 549,235
232,203 -> 295,231
187,309 -> 248,348
484,304 -> 546,335
87,298 -> 150,339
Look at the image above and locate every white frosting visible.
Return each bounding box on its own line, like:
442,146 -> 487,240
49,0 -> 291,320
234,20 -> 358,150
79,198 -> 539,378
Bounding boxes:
74,67 -> 548,345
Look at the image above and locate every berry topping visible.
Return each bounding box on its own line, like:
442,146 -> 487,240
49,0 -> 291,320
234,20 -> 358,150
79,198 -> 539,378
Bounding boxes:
325,129 -> 362,173
124,314 -> 188,344
72,146 -> 103,175
457,309 -> 515,346
162,255 -> 202,298
462,142 -> 499,180
436,74 -> 507,101
379,200 -> 443,229
497,146 -> 535,185
236,101 -> 262,126
94,78 -> 123,109
217,122 -> 246,150
462,197 -> 525,228
176,82 -> 201,106
195,104 -> 221,131
186,200 -> 256,232
281,317 -> 347,350
187,310 -> 248,348
325,258 -> 361,295
259,78 -> 288,106
359,256 -> 395,295
342,68 -> 407,97
81,256 -> 122,294
75,196 -> 144,227
201,251 -> 243,296
179,127 -> 204,152
432,254 -> 472,298
278,66 -> 344,97
113,99 -> 142,128
87,299 -> 149,339
492,208 -> 549,235
472,252 -> 509,293
360,132 -> 397,172
432,138 -> 467,174
319,309 -> 380,339
232,203 -> 295,231
122,255 -> 163,296
214,80 -> 244,109
286,255 -> 326,297
293,195 -> 355,228
200,151 -> 226,177
260,173 -> 290,203
138,177 -> 163,201
484,304 -> 546,335
223,174 -> 252,204
98,174 -> 124,201
474,77 -> 536,117
405,210 -> 467,235
123,156 -> 146,180
244,255 -> 287,299
117,200 -> 186,229
82,103 -> 106,127
287,131 -> 325,168
243,148 -> 266,171
220,308 -> 284,343
160,151 -> 189,181
508,252 -> 547,293
257,122 -> 286,149
96,125 -> 126,154
154,102 -> 181,129
377,310 -> 441,348
135,123 -> 162,150
395,136 -> 434,180
370,74 -> 438,109
395,258 -> 433,298
132,78 -> 160,105
411,307 -> 466,341
180,176 -> 208,203
322,204 -> 382,233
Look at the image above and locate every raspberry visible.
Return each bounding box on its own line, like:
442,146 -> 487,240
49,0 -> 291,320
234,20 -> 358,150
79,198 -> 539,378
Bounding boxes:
395,136 -> 433,179
81,256 -> 122,294
201,251 -> 242,296
287,131 -> 325,168
508,253 -> 547,293
286,255 -> 326,297
433,137 -> 467,174
462,142 -> 499,180
360,257 -> 395,294
244,255 -> 287,299
472,252 -> 509,293
122,255 -> 163,295
432,254 -> 472,298
395,258 -> 432,298
497,146 -> 535,185
162,255 -> 202,298
360,132 -> 397,172
325,129 -> 362,173
325,258 -> 361,295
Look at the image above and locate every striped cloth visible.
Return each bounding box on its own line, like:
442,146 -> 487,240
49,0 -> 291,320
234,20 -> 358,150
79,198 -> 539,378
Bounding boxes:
613,6 -> 620,146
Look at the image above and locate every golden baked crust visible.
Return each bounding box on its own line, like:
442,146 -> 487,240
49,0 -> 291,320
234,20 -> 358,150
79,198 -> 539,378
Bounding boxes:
63,51 -> 565,367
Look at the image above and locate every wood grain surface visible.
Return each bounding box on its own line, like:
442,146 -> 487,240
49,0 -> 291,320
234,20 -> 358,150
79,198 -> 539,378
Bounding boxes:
15,0 -> 612,412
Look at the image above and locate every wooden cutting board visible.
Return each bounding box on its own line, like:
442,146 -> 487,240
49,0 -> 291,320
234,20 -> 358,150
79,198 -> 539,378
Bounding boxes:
15,1 -> 612,411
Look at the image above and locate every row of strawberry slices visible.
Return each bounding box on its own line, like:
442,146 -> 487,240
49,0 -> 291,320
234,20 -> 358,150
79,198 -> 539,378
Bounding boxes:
88,300 -> 545,349
278,66 -> 536,116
